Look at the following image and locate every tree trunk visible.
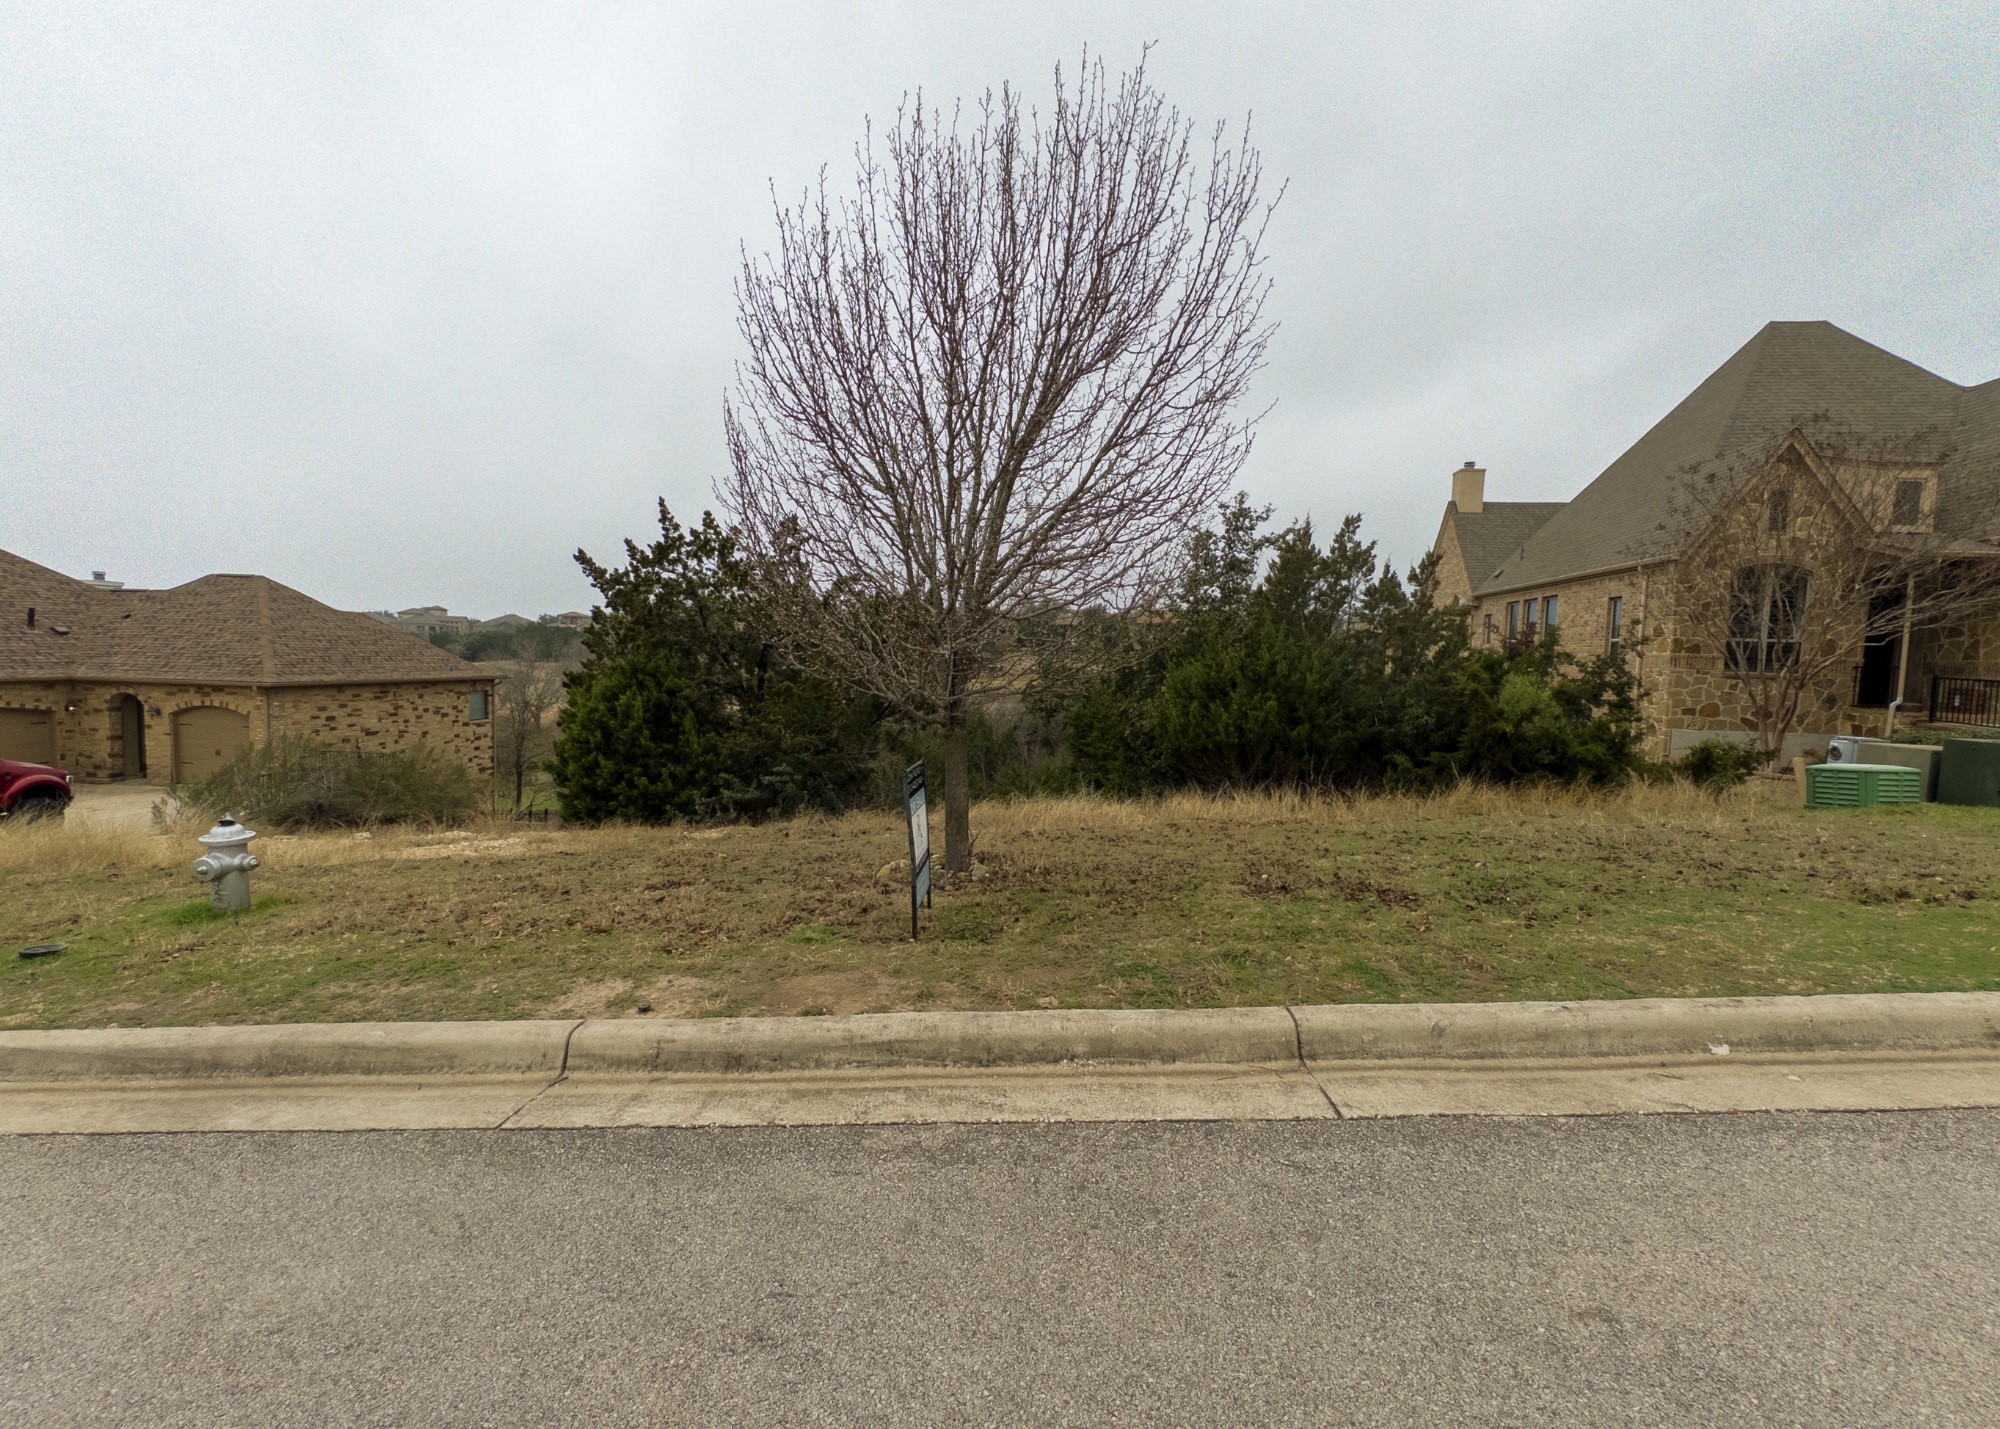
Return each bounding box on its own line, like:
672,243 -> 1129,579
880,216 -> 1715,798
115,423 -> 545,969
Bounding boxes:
941,710 -> 972,875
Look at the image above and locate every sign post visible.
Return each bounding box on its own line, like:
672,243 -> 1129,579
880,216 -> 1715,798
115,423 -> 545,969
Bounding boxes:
904,761 -> 932,939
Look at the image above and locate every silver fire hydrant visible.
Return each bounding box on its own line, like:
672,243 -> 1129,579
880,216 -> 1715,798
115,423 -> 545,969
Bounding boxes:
193,817 -> 260,912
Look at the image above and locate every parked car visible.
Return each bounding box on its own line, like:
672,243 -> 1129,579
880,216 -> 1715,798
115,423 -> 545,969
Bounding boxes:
0,758 -> 72,821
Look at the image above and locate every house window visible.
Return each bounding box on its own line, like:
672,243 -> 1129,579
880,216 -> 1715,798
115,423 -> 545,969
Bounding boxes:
1891,478 -> 1925,527
1483,613 -> 1497,647
1542,595 -> 1559,630
1727,565 -> 1809,674
1607,595 -> 1624,654
1767,487 -> 1790,533
1506,601 -> 1520,638
468,690 -> 490,722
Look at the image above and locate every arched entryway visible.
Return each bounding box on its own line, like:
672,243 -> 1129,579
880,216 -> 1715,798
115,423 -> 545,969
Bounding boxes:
171,706 -> 250,784
116,694 -> 148,779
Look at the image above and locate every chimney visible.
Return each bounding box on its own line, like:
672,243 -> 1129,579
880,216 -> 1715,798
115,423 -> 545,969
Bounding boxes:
1451,461 -> 1485,515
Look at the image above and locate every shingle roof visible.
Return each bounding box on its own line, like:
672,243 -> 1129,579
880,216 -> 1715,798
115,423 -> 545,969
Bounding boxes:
1483,321 -> 1989,593
0,550 -> 483,686
1448,501 -> 1565,594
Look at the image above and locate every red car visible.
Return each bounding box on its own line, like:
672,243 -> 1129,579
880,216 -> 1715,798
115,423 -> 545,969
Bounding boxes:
0,758 -> 72,821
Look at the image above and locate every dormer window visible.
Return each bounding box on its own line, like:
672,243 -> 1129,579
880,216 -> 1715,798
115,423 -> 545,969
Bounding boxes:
1767,488 -> 1790,533
1891,478 -> 1925,528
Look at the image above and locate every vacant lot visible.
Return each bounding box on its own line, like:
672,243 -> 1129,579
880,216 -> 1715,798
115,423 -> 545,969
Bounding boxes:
3,784 -> 1997,1029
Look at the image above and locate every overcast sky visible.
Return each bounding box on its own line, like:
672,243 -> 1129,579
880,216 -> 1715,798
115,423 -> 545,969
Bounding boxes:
4,2 -> 1995,617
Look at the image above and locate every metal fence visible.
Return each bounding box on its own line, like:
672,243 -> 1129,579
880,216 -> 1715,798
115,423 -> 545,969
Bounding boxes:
1929,675 -> 2000,727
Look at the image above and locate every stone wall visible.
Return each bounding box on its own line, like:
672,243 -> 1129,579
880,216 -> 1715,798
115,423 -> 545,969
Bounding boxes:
0,679 -> 493,783
265,682 -> 494,778
1467,569 -> 1646,662
1433,512 -> 1474,609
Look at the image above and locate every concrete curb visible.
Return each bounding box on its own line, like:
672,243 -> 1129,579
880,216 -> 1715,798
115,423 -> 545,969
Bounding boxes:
1294,992 -> 2000,1063
565,1007 -> 1299,1074
0,1020 -> 579,1081
1,993 -> 1996,1084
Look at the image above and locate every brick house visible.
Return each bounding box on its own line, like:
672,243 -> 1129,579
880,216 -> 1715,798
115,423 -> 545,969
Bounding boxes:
1433,321 -> 2000,760
0,550 -> 495,784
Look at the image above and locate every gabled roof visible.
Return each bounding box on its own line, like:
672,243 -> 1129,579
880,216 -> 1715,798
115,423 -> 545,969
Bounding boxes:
0,550 -> 483,686
1483,321 -> 1989,592
1445,501 -> 1565,594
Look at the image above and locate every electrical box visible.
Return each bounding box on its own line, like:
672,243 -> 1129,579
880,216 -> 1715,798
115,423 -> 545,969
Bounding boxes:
1937,738 -> 2000,808
1844,740 -> 1941,800
1804,763 -> 1924,809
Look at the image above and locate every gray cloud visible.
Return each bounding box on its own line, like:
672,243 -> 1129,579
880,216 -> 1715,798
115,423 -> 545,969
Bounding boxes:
4,1 -> 1995,615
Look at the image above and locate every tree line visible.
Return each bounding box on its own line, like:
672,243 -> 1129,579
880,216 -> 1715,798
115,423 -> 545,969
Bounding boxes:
547,53 -> 1647,846
549,498 -> 1644,824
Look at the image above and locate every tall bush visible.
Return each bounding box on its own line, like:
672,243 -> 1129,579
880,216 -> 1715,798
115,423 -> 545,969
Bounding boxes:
1061,498 -> 1643,792
549,505 -> 880,823
178,737 -> 480,829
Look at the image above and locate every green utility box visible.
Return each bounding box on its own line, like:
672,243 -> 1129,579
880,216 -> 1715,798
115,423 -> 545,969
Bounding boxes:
1937,738 -> 2000,808
1843,739 -> 1941,800
1805,762 -> 1925,809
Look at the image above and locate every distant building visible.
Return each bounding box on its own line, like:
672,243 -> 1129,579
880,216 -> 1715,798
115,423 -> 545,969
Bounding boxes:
1,551 -> 493,783
369,606 -> 473,640
544,611 -> 594,631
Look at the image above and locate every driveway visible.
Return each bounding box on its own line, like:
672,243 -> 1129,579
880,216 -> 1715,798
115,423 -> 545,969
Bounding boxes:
63,780 -> 167,831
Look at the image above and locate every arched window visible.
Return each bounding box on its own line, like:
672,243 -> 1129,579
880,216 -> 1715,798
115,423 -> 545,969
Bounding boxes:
1727,565 -> 1808,673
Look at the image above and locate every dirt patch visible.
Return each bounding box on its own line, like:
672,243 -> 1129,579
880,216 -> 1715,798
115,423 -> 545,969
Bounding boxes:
537,975 -> 718,1019
743,970 -> 898,1016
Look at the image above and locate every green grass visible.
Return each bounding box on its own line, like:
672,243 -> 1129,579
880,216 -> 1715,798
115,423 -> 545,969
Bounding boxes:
3,782 -> 1997,1029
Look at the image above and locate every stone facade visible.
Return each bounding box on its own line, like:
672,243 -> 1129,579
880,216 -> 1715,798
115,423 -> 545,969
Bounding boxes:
1431,510 -> 1475,610
1453,552 -> 2000,762
0,679 -> 493,784
265,682 -> 494,777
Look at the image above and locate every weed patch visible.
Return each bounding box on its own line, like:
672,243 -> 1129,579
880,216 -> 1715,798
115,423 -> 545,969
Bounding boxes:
3,783 -> 1998,1029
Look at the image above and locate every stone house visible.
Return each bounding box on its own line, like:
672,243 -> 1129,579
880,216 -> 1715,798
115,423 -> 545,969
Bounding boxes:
1432,321 -> 2000,760
0,550 -> 495,784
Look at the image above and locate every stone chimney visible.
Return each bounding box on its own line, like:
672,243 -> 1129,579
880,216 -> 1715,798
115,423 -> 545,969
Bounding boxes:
1451,461 -> 1485,515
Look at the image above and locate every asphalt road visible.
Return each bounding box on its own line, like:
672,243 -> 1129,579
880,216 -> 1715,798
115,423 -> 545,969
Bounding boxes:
4,1112 -> 1997,1427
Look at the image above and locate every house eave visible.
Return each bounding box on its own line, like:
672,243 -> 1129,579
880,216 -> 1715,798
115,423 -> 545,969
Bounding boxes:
1475,557 -> 1658,600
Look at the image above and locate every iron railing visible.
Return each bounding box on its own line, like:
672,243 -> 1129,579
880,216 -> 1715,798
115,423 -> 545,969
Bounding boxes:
1929,675 -> 2000,727
1851,663 -> 1895,709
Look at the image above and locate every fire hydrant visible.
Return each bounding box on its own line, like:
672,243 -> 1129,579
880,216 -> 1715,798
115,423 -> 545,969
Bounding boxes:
193,817 -> 260,912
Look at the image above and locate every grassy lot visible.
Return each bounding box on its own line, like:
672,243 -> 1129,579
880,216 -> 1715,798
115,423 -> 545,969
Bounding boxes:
3,783 -> 1997,1029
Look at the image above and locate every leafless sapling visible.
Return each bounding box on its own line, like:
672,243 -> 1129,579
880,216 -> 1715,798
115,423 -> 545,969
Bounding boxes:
723,54 -> 1278,870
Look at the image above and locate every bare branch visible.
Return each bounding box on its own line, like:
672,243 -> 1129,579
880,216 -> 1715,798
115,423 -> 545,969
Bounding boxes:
721,53 -> 1278,867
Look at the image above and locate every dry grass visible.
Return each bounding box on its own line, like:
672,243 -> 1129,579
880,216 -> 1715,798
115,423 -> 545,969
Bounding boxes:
4,780 -> 1997,1029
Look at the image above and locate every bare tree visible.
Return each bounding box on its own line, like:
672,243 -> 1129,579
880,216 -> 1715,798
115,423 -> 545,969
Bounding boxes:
495,626 -> 573,810
722,54 -> 1277,871
1661,429 -> 2000,759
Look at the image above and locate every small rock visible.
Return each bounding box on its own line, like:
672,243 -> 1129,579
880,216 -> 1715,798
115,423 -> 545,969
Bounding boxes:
636,1001 -> 653,1014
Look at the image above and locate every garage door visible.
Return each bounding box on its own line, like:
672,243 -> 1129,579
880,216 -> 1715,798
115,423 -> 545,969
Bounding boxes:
0,707 -> 56,764
172,707 -> 250,783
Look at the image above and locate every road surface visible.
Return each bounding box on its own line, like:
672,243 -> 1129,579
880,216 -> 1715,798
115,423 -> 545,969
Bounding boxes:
4,1110 -> 1996,1426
